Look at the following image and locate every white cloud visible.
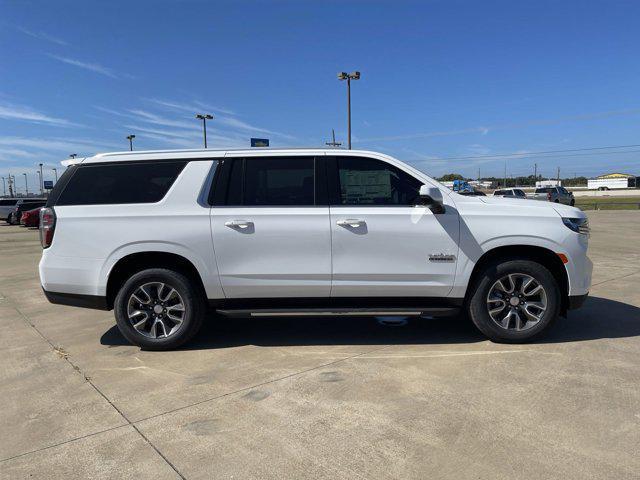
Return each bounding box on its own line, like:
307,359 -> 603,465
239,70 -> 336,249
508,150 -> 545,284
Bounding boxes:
17,27 -> 68,46
0,136 -> 120,153
144,98 -> 237,116
0,101 -> 77,127
47,54 -> 122,79
127,109 -> 195,129
216,116 -> 295,140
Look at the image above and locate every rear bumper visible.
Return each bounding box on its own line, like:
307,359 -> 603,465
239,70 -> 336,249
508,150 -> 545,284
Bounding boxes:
568,293 -> 588,310
42,289 -> 110,311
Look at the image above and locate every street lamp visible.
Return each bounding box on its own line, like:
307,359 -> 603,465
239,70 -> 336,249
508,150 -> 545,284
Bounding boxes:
195,114 -> 214,148
337,71 -> 360,150
23,173 -> 28,196
69,153 -> 77,159
1,177 -> 6,197
38,163 -> 43,195
36,170 -> 42,196
126,134 -> 136,151
53,168 -> 58,183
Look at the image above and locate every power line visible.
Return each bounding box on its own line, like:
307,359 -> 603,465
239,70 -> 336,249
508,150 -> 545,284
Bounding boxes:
425,143 -> 640,162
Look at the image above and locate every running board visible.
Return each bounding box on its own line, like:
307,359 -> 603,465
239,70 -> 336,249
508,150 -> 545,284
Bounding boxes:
216,307 -> 460,318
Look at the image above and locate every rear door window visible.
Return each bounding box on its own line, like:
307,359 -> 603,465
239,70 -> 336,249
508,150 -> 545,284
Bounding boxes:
55,161 -> 187,206
224,157 -> 316,206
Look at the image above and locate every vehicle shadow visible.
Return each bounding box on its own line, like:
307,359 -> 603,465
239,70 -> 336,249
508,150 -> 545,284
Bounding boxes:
100,296 -> 640,350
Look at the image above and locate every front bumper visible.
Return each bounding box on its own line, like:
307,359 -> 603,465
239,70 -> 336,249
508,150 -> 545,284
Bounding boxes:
567,293 -> 588,310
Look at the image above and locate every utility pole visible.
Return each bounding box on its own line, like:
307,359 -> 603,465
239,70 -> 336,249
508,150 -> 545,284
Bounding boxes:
53,168 -> 58,183
477,168 -> 480,182
504,160 -> 507,188
338,71 -> 361,149
534,163 -> 537,184
23,173 -> 28,195
126,134 -> 136,151
39,163 -> 44,195
556,166 -> 560,185
325,129 -> 342,148
195,114 -> 214,148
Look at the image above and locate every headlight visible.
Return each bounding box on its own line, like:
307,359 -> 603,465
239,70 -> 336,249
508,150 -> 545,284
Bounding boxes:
562,217 -> 590,235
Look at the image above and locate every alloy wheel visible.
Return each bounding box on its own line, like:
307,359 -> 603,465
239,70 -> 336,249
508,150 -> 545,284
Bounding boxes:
486,273 -> 547,332
127,282 -> 186,339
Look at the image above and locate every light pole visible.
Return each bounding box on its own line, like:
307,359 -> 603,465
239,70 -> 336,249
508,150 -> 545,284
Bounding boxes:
195,114 -> 214,148
23,173 -> 28,196
126,134 -> 136,151
1,176 -> 6,197
337,71 -> 360,149
69,153 -> 77,160
36,170 -> 42,196
38,163 -> 44,195
53,168 -> 58,183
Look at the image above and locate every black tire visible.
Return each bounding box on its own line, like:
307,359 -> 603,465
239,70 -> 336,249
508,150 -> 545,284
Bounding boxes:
570,199 -> 575,206
114,268 -> 205,350
6,213 -> 14,225
467,259 -> 561,343
554,199 -> 559,203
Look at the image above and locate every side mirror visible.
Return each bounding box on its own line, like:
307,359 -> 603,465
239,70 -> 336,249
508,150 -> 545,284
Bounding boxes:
418,185 -> 445,213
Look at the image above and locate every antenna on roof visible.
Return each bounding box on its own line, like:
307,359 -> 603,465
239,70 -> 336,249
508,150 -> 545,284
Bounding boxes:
325,129 -> 342,148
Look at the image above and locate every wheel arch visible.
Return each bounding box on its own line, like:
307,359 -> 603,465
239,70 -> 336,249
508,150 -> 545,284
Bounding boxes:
466,245 -> 569,314
106,251 -> 207,310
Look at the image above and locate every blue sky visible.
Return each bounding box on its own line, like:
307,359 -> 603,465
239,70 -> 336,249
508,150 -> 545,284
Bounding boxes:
1,0 -> 640,192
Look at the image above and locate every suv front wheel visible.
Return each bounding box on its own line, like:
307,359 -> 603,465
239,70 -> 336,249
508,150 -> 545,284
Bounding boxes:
114,268 -> 205,350
467,259 -> 560,343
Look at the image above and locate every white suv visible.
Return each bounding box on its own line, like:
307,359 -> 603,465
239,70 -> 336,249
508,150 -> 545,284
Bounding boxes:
39,149 -> 592,350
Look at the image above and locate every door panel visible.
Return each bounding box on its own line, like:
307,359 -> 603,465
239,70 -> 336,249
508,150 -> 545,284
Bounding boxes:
211,208 -> 331,297
328,155 -> 459,298
330,206 -> 459,297
210,155 -> 331,298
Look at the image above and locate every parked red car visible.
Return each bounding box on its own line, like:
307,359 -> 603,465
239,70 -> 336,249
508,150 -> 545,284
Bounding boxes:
20,207 -> 43,228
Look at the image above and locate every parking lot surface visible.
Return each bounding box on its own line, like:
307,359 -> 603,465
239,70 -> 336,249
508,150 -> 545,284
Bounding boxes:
1,211 -> 639,479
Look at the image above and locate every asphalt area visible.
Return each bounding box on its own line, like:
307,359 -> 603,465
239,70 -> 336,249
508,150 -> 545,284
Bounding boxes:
1,211 -> 639,479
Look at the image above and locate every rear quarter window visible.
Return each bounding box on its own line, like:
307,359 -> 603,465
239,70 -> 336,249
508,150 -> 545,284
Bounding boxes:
55,161 -> 187,206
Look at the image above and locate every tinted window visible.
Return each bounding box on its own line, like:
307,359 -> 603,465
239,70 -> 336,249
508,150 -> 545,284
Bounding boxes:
514,189 -> 525,196
336,157 -> 422,205
56,161 -> 187,206
0,200 -> 17,206
535,188 -> 552,193
227,157 -> 315,206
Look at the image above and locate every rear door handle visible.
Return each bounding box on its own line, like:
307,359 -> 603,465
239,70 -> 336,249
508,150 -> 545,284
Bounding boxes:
336,219 -> 365,227
225,219 -> 253,229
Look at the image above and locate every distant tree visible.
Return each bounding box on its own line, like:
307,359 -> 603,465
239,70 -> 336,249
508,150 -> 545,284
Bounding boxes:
438,173 -> 465,182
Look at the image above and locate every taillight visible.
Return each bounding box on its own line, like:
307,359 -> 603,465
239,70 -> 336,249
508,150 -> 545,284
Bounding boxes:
40,207 -> 56,248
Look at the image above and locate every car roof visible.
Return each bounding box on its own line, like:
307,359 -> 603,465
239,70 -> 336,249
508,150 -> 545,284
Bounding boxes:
69,148 -> 390,165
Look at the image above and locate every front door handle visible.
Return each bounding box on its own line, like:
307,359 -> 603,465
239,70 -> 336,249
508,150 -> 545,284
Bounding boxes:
336,219 -> 365,227
225,219 -> 253,229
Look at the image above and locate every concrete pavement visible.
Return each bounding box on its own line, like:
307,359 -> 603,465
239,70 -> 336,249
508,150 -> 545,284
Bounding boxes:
1,212 -> 639,479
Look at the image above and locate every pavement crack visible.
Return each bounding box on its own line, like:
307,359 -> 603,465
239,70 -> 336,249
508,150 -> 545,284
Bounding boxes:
590,269 -> 640,287
134,344 -> 393,425
11,304 -> 187,479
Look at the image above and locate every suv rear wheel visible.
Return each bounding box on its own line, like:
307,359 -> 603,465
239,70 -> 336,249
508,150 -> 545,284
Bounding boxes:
114,268 -> 205,350
467,259 -> 560,343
